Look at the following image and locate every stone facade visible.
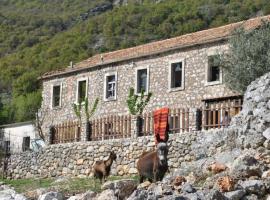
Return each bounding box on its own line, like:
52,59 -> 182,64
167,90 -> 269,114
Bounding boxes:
7,129 -> 236,179
41,41 -> 237,140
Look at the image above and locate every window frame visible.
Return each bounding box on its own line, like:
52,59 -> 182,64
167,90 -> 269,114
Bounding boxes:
168,58 -> 185,92
50,82 -> 62,109
205,53 -> 223,86
22,136 -> 31,152
135,66 -> 150,95
76,77 -> 88,104
104,72 -> 118,101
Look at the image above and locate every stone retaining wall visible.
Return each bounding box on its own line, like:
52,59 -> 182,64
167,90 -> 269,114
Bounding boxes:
7,128 -> 237,179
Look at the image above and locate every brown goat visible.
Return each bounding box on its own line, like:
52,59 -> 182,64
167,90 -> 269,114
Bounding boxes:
137,142 -> 168,183
93,151 -> 117,182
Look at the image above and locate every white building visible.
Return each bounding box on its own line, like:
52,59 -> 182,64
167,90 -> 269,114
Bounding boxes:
0,121 -> 41,154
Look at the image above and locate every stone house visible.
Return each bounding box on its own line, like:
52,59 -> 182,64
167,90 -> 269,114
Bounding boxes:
40,15 -> 269,143
0,121 -> 38,154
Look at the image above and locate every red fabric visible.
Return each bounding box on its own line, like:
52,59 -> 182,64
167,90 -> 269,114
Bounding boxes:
154,107 -> 169,144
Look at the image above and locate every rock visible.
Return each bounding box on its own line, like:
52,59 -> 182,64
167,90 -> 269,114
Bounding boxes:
128,168 -> 137,174
241,194 -> 259,200
25,188 -> 48,199
205,189 -> 227,200
182,183 -> 196,193
173,176 -> 186,186
38,192 -> 64,200
216,176 -> 235,192
0,186 -> 27,200
230,154 -> 262,179
67,191 -> 96,200
239,180 -> 266,195
263,128 -> 270,140
96,189 -> 116,200
77,159 -> 84,165
101,179 -> 137,200
126,189 -> 148,200
207,162 -> 228,174
137,181 -> 151,189
263,140 -> 270,149
149,184 -> 162,198
224,190 -> 246,200
261,170 -> 270,179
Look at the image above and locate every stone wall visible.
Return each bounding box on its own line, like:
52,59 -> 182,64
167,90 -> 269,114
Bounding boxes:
41,41 -> 238,141
7,129 -> 236,179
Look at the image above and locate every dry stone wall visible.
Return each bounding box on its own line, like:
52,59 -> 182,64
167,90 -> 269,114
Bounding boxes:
7,129 -> 236,179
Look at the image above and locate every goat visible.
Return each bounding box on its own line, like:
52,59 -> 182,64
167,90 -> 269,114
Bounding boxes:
93,151 -> 117,183
137,142 -> 168,183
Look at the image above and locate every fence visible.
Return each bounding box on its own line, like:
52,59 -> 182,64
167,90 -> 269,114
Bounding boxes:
139,108 -> 194,136
202,98 -> 242,130
52,121 -> 81,144
50,99 -> 242,143
90,115 -> 132,141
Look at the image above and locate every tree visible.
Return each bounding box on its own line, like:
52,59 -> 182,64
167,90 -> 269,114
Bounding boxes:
126,87 -> 152,116
221,20 -> 270,93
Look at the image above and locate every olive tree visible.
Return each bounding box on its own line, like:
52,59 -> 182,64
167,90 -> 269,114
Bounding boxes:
222,20 -> 270,93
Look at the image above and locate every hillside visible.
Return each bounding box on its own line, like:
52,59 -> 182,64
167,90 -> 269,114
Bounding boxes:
1,0 -> 270,124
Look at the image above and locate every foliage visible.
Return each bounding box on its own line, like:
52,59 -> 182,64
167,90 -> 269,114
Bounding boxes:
221,20 -> 270,93
1,0 -> 270,123
72,102 -> 82,123
84,97 -> 99,121
126,87 -> 152,115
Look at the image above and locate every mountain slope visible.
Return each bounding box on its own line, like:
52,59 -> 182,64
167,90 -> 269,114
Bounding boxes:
1,0 -> 270,124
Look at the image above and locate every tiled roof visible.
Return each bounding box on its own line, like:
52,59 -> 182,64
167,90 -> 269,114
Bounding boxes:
41,15 -> 270,79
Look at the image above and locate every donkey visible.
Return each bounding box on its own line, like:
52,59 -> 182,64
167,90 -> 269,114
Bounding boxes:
137,142 -> 169,183
93,151 -> 117,183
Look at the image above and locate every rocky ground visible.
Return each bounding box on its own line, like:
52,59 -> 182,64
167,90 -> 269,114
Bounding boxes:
1,73 -> 270,199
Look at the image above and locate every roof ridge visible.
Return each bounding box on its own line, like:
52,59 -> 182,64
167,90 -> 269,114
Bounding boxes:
42,14 -> 270,79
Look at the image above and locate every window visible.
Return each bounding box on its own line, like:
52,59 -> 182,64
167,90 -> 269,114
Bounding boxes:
136,68 -> 148,94
52,85 -> 61,108
22,137 -> 30,151
207,55 -> 221,83
104,73 -> 117,100
76,79 -> 87,104
170,61 -> 184,90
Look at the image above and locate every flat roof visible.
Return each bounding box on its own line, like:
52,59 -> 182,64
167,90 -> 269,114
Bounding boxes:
0,121 -> 33,128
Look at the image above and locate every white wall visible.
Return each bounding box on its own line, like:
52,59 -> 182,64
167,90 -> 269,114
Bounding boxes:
1,122 -> 37,153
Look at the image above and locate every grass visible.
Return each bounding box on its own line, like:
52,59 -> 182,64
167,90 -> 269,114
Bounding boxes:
0,175 -> 139,197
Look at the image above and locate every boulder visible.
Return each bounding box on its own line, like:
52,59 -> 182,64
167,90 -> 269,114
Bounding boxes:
216,176 -> 235,192
182,183 -> 196,193
207,162 -> 228,174
67,191 -> 96,200
38,192 -> 64,200
101,179 -> 137,200
263,128 -> 270,140
239,180 -> 266,195
224,190 -> 246,200
204,189 -> 227,200
95,189 -> 116,200
126,189 -> 148,200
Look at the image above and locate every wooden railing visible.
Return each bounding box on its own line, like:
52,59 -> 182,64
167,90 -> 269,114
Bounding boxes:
50,99 -> 242,143
139,108 -> 194,136
202,98 -> 242,130
90,115 -> 132,141
52,121 -> 81,144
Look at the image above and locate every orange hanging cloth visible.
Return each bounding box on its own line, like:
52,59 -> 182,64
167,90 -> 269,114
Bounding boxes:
153,107 -> 169,145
